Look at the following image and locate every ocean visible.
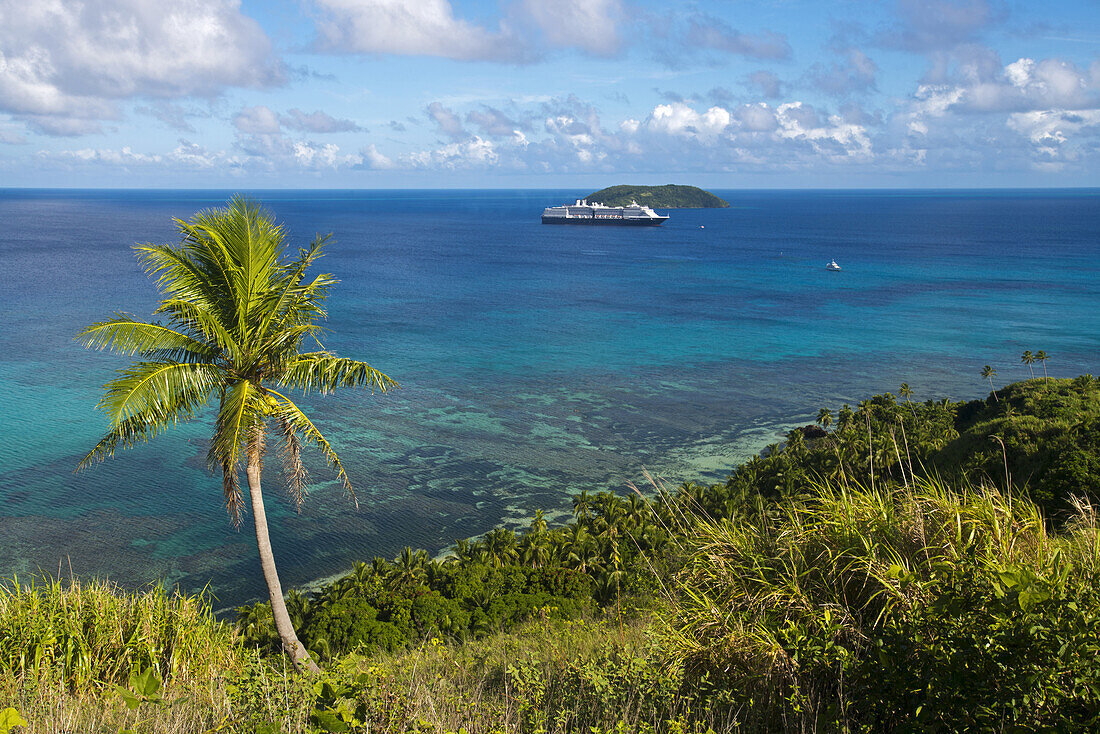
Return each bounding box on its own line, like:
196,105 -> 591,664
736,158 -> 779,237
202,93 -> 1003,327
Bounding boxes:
0,188 -> 1097,608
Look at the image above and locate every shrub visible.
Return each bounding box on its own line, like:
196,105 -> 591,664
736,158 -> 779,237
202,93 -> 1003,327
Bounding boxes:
664,478 -> 1100,731
307,597 -> 407,657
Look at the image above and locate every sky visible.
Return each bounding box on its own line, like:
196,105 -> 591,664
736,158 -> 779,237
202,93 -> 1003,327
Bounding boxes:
1,0 -> 1099,188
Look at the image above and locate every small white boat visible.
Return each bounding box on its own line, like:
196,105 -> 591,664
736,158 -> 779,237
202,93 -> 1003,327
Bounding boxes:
826,260 -> 842,271
699,225 -> 705,229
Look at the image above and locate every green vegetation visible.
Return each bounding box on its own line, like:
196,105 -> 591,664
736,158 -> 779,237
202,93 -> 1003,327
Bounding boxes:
583,184 -> 729,208
0,578 -> 246,733
76,197 -> 397,673
945,375 -> 1100,518
6,373 -> 1097,732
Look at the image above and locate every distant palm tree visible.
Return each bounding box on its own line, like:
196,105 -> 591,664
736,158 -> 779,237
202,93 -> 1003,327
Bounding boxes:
572,490 -> 593,520
981,365 -> 999,401
837,405 -> 855,432
1022,350 -> 1035,378
391,547 -> 429,586
899,383 -> 916,417
529,508 -> 547,535
76,198 -> 397,673
1036,350 -> 1050,381
816,407 -> 832,430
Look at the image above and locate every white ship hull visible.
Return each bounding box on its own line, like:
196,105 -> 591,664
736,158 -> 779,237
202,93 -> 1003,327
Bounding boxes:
541,198 -> 669,226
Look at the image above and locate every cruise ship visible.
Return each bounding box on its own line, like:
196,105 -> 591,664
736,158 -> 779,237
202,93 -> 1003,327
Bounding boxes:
541,199 -> 669,226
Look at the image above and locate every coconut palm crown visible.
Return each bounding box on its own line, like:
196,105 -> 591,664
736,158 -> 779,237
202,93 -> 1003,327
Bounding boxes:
76,197 -> 397,672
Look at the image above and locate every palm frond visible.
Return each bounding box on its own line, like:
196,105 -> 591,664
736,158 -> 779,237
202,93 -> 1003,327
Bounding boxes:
221,457 -> 244,528
77,315 -> 213,362
277,416 -> 309,512
155,299 -> 241,360
278,353 -> 399,396
98,361 -> 219,424
208,379 -> 262,480
254,233 -> 332,342
77,413 -> 165,471
134,241 -> 231,315
179,198 -> 283,340
267,389 -> 357,507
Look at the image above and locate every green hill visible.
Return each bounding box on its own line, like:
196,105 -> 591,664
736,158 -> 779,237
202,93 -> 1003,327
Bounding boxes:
583,184 -> 729,208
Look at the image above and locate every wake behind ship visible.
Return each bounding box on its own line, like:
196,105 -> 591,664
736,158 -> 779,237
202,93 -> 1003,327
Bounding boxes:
541,199 -> 669,226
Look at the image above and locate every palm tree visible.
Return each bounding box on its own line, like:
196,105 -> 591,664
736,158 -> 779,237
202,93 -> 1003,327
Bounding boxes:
76,198 -> 397,673
529,508 -> 547,535
1036,350 -> 1050,381
816,407 -> 832,430
1021,350 -> 1035,378
572,490 -> 592,521
899,383 -> 916,417
391,547 -> 429,586
980,365 -> 998,402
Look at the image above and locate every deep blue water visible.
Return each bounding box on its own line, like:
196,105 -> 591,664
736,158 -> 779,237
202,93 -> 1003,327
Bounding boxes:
0,188 -> 1097,607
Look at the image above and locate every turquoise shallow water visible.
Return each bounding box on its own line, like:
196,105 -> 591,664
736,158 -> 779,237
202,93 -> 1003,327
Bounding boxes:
0,188 -> 1097,607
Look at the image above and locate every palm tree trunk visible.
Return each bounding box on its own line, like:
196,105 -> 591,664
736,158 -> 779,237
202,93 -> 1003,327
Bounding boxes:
246,444 -> 321,674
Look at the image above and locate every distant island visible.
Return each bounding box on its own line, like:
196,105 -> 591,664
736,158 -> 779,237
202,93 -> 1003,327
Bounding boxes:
583,184 -> 729,208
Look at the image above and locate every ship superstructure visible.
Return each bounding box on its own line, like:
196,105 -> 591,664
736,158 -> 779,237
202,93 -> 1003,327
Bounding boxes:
541,199 -> 669,226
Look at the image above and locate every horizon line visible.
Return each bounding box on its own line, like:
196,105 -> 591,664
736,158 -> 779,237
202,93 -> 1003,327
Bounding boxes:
3,185 -> 1100,193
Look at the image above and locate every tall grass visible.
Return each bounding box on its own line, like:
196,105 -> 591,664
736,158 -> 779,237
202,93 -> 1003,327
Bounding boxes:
0,576 -> 247,733
0,576 -> 241,686
663,477 -> 1100,730
309,615 -> 731,734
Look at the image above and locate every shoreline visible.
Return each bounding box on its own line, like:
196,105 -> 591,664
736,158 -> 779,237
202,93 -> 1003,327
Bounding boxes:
213,414 -> 809,616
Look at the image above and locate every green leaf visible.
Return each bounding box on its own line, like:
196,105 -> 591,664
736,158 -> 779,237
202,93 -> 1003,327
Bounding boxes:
115,685 -> 142,711
144,671 -> 163,697
0,708 -> 27,734
310,710 -> 350,733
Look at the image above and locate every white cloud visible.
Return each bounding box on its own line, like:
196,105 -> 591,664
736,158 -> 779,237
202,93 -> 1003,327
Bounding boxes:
135,101 -> 204,133
291,140 -> 360,169
43,134 -> 362,173
514,0 -> 623,56
466,106 -> 522,138
407,136 -> 498,168
427,102 -> 468,141
361,143 -> 395,169
283,108 -> 362,133
168,139 -> 228,169
647,103 -> 731,140
0,0 -> 281,134
51,146 -> 162,164
233,105 -> 282,135
774,102 -> 873,161
736,103 -> 778,132
312,0 -> 526,62
311,0 -> 632,61
233,105 -> 362,136
1007,109 -> 1100,165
